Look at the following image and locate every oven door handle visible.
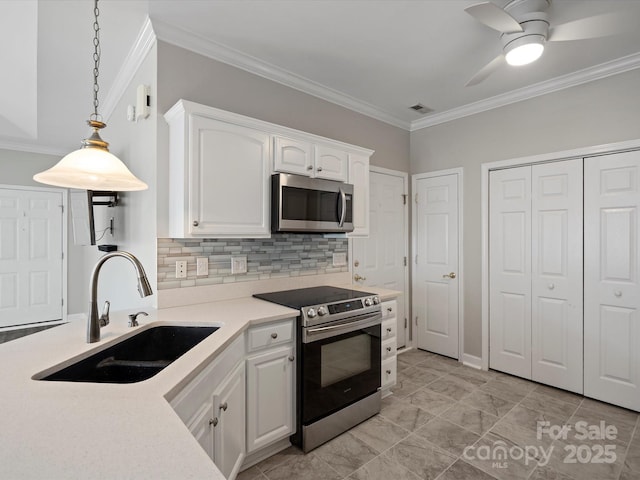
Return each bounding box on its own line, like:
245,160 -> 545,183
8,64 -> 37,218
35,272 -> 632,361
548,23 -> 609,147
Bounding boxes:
303,312 -> 381,343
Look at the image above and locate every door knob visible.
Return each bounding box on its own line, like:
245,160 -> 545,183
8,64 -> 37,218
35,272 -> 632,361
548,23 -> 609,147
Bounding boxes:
442,272 -> 456,279
354,274 -> 366,281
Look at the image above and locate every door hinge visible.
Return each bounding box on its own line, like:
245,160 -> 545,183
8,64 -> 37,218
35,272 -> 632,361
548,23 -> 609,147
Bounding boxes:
402,194 -> 407,205
403,256 -> 407,267
415,193 -> 418,204
404,318 -> 408,328
61,251 -> 64,260
61,298 -> 64,306
59,205 -> 64,214
415,316 -> 418,325
415,255 -> 418,265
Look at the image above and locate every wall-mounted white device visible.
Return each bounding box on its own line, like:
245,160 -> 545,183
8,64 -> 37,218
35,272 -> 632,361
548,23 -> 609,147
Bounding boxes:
136,84 -> 150,121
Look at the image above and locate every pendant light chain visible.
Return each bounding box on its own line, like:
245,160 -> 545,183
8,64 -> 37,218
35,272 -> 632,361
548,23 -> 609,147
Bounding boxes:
91,0 -> 101,122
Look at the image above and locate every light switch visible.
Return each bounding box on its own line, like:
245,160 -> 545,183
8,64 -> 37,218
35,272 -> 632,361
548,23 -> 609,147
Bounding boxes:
196,257 -> 208,276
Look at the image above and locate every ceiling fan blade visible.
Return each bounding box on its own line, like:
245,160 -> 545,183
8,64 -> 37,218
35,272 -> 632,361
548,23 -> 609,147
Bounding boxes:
465,54 -> 505,87
549,12 -> 635,42
465,2 -> 523,33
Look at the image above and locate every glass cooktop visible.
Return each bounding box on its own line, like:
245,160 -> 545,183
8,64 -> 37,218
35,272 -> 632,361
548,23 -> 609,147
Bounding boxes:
253,286 -> 377,309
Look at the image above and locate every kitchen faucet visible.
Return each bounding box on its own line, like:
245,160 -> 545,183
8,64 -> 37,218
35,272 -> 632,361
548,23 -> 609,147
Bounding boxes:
87,251 -> 153,343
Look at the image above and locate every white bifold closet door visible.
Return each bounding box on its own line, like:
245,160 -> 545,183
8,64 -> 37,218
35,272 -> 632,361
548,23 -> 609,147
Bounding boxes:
584,151 -> 640,411
490,159 -> 583,393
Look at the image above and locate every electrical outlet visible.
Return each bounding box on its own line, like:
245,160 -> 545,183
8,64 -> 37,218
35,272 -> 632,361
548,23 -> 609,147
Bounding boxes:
231,256 -> 247,274
332,252 -> 347,267
175,260 -> 187,279
196,257 -> 208,276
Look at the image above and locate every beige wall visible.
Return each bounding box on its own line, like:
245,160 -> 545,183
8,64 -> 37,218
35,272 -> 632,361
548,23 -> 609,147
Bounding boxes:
156,42 -> 409,172
410,69 -> 640,358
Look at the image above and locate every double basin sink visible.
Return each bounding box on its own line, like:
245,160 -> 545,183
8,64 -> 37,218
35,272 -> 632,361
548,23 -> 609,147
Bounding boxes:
37,325 -> 219,384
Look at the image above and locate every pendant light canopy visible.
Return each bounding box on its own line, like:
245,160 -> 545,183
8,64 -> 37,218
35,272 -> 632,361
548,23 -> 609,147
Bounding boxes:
34,0 -> 147,191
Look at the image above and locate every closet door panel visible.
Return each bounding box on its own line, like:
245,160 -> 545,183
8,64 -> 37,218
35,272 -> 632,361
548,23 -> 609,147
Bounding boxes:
585,151 -> 640,411
531,159 -> 583,393
489,167 -> 532,378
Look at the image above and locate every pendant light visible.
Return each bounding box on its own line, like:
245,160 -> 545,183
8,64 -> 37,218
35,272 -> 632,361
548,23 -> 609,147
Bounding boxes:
34,0 -> 147,191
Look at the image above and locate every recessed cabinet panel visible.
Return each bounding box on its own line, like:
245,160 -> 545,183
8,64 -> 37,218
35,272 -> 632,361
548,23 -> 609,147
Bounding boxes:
347,154 -> 369,237
190,116 -> 270,237
213,362 -> 245,479
273,136 -> 312,176
314,145 -> 348,181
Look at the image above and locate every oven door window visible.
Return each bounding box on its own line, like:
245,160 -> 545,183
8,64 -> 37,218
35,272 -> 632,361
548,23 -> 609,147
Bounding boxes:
302,325 -> 380,424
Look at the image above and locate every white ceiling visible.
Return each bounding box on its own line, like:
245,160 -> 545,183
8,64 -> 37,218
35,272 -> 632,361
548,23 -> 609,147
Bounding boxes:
4,0 -> 640,154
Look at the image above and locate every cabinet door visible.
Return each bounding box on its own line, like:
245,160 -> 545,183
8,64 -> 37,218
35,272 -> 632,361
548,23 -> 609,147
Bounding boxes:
531,160 -> 583,394
246,346 -> 295,453
314,145 -> 348,181
489,166 -> 532,379
347,154 -> 370,237
273,136 -> 313,176
189,115 -> 270,237
584,151 -> 640,411
188,402 -> 214,460
213,362 -> 245,479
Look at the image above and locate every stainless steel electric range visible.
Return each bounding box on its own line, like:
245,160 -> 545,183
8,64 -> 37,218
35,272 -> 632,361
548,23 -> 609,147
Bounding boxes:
254,286 -> 382,452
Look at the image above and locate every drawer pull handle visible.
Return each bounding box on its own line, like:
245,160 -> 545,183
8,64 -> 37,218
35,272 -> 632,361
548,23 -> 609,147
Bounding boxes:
317,166 -> 323,172
307,165 -> 313,170
271,333 -> 278,339
614,290 -> 622,297
209,417 -> 218,427
193,220 -> 199,227
386,327 -> 392,333
386,369 -> 392,375
220,402 -> 228,412
387,307 -> 393,312
386,347 -> 392,352
288,355 -> 295,362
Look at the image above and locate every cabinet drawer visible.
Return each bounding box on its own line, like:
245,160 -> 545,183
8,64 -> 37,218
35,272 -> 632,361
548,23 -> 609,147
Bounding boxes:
381,300 -> 397,320
247,319 -> 294,352
381,318 -> 396,341
382,357 -> 397,389
382,337 -> 396,361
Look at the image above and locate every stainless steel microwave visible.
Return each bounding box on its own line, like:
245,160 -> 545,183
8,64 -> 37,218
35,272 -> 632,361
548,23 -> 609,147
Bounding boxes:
271,173 -> 354,233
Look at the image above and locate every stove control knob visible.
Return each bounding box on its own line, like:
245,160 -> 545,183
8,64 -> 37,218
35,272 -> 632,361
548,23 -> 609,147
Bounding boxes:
372,296 -> 380,305
307,308 -> 317,318
364,298 -> 373,307
317,306 -> 328,316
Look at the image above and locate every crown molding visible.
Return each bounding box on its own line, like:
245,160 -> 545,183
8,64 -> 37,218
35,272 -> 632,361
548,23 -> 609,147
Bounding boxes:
0,140 -> 66,157
151,19 -> 411,131
102,17 -> 157,122
411,51 -> 640,131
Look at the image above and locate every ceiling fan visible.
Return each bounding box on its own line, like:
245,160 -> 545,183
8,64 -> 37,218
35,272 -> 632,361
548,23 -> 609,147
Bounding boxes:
464,0 -> 632,86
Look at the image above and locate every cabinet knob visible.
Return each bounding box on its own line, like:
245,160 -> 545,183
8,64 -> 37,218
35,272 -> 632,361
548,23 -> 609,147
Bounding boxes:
387,327 -> 392,333
614,290 -> 622,297
387,307 -> 393,313
386,347 -> 392,352
307,165 -> 313,171
386,369 -> 392,375
271,332 -> 278,339
288,355 -> 295,362
192,220 -> 199,227
209,417 -> 218,427
220,402 -> 228,412
317,166 -> 323,172
548,283 -> 555,290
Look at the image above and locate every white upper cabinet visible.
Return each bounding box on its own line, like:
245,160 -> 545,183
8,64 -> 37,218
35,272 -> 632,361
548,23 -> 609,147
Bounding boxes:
165,100 -> 372,238
274,136 -> 349,182
348,153 -> 370,237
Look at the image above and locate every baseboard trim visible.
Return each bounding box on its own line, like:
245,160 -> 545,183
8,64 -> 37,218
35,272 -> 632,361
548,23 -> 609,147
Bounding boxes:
462,354 -> 483,370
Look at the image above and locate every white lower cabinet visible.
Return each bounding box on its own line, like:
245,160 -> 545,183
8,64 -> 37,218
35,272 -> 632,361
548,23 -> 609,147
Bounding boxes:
213,362 -> 246,479
381,300 -> 398,396
246,345 -> 295,452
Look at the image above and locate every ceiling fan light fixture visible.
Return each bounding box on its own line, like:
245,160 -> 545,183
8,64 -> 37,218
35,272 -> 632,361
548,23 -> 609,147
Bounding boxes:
504,35 -> 545,66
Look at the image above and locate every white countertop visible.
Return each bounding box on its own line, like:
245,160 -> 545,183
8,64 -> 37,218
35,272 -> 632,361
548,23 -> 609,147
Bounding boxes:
0,286 -> 398,479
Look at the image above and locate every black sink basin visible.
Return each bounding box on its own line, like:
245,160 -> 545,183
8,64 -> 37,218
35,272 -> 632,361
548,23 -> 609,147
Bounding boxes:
40,326 -> 219,384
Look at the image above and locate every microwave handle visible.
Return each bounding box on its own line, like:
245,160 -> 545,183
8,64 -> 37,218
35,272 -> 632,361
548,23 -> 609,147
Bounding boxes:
338,188 -> 346,227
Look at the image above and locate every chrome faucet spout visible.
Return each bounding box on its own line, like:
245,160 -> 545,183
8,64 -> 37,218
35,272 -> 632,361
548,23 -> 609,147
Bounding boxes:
87,251 -> 153,343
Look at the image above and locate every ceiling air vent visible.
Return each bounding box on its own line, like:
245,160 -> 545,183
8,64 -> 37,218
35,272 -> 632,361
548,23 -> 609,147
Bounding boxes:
409,103 -> 433,115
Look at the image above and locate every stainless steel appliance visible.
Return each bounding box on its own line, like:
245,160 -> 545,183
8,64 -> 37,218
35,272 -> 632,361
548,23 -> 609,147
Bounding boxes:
254,286 -> 382,452
271,173 -> 354,233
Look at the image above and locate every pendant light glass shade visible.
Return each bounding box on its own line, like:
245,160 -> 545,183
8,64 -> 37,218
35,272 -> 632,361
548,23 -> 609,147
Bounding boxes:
33,0 -> 147,192
34,121 -> 148,191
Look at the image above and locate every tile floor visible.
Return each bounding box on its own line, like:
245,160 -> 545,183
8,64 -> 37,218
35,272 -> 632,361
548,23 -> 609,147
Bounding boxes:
238,349 -> 640,480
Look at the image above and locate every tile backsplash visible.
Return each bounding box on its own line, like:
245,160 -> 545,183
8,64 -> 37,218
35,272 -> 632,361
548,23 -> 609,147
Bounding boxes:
157,234 -> 348,290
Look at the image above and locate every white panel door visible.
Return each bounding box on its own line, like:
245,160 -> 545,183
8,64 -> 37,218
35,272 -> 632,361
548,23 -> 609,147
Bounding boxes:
531,160 -> 583,393
353,170 -> 408,347
584,151 -> 640,411
489,167 -> 532,378
0,188 -> 63,327
414,173 -> 459,358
